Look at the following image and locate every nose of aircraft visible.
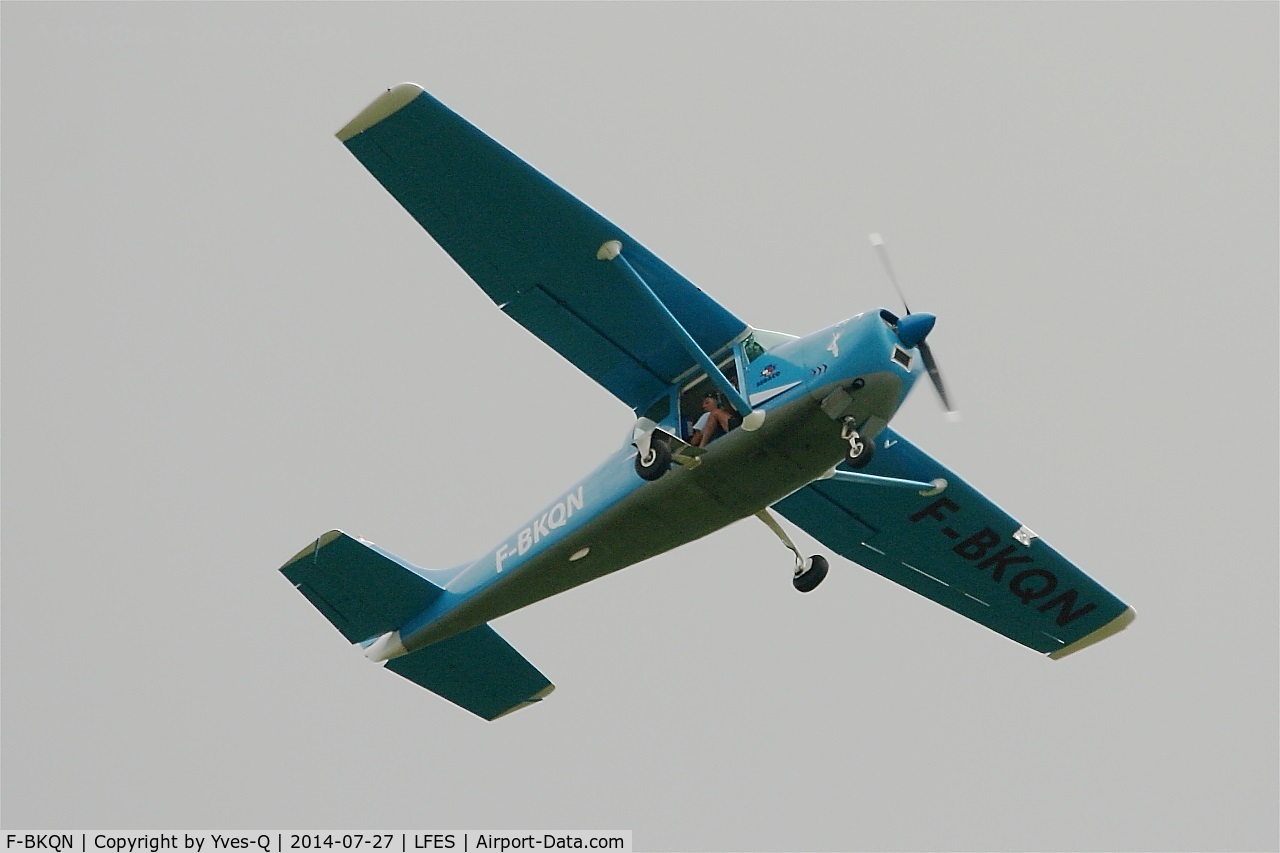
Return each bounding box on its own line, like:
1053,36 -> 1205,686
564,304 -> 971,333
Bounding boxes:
895,312 -> 936,349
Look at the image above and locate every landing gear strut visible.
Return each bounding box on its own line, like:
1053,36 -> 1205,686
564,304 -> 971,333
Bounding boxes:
755,508 -> 829,593
842,417 -> 874,469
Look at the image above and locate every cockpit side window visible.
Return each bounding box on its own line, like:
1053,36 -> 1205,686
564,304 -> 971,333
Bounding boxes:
742,333 -> 766,364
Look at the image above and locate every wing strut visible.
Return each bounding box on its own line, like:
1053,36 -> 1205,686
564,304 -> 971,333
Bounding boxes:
824,469 -> 948,494
598,241 -> 764,431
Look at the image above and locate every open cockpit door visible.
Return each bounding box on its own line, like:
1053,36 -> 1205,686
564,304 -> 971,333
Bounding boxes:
676,354 -> 741,444
638,328 -> 799,448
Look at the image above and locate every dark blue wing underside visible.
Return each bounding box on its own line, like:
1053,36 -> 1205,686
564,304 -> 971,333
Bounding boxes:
341,87 -> 748,410
775,428 -> 1131,655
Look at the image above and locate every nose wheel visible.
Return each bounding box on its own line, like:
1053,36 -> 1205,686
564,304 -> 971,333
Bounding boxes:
756,508 -> 830,593
842,417 -> 874,469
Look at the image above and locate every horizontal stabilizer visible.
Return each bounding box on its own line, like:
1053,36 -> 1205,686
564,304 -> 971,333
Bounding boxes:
281,531 -> 551,719
280,530 -> 446,644
386,624 -> 554,721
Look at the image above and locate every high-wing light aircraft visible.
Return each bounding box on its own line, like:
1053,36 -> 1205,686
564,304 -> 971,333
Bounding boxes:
281,83 -> 1135,720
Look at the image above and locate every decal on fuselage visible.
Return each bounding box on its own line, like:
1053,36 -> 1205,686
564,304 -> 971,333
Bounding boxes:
755,364 -> 782,388
495,486 -> 585,572
908,496 -> 1098,628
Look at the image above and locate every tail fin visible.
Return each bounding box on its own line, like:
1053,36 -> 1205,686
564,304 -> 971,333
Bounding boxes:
280,530 -> 553,720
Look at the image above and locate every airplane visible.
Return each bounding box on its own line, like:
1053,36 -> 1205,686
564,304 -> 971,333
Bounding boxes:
280,83 -> 1136,721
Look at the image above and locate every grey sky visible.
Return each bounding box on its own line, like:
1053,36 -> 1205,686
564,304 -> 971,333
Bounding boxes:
3,3 -> 1277,851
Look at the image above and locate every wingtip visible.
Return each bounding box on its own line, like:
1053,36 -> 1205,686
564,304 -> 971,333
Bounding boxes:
1048,607 -> 1137,660
280,529 -> 345,570
336,83 -> 425,142
488,683 -> 556,721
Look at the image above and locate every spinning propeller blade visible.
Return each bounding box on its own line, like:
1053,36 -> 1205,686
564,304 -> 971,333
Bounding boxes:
868,232 -> 911,315
917,341 -> 956,416
867,233 -> 957,417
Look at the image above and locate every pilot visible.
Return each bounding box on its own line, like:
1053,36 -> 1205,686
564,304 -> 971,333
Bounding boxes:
690,394 -> 735,448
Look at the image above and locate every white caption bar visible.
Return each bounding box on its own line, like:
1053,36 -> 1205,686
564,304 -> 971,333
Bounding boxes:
3,834 -> 632,853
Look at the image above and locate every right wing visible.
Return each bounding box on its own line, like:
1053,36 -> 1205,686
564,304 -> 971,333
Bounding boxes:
773,428 -> 1135,658
338,84 -> 748,411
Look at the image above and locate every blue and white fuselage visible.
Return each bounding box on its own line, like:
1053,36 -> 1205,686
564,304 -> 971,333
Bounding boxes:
365,309 -> 923,661
283,83 -> 1134,720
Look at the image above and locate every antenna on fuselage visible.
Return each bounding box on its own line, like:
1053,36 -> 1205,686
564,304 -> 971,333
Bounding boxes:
868,233 -> 958,419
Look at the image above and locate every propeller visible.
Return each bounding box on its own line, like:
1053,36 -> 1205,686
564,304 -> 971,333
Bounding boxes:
868,233 -> 957,418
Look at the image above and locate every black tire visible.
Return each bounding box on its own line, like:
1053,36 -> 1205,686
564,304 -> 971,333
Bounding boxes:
635,437 -> 672,481
793,555 -> 829,593
846,434 -> 875,469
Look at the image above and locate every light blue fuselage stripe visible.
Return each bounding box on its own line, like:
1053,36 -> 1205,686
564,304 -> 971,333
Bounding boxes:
397,312 -> 916,652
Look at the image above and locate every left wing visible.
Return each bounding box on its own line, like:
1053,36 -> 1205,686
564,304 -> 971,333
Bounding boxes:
338,84 -> 748,411
774,428 -> 1134,658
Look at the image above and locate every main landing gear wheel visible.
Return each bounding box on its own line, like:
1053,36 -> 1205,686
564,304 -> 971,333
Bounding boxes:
755,508 -> 830,593
635,436 -> 672,481
793,555 -> 829,593
843,418 -> 874,469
